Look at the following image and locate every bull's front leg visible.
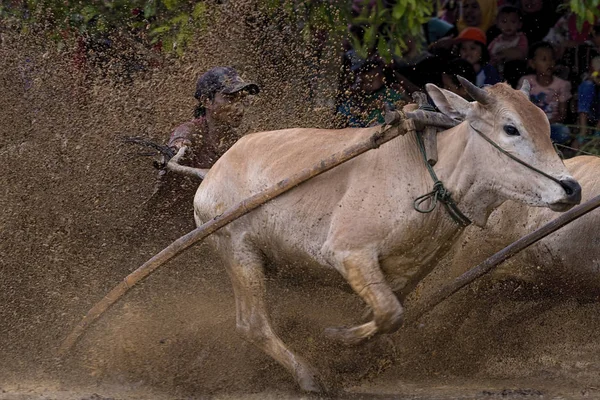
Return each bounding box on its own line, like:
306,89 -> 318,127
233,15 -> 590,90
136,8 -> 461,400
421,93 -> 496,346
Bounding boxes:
324,250 -> 404,345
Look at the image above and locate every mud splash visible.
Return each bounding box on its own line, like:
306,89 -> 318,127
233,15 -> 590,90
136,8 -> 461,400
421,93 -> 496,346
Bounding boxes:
2,5 -> 600,399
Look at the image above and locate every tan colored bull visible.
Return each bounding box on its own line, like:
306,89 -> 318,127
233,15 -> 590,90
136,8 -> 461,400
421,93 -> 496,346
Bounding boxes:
192,80 -> 581,391
445,155 -> 600,294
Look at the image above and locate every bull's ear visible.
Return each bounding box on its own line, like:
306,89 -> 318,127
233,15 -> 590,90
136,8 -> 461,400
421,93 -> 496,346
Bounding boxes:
425,83 -> 472,121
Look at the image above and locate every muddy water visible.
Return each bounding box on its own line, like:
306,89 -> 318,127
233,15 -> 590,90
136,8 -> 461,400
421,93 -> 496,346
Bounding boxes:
2,7 -> 600,400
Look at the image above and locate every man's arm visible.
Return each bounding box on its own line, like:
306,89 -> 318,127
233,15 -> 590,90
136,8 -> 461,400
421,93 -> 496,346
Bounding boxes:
165,146 -> 208,179
159,120 -> 207,180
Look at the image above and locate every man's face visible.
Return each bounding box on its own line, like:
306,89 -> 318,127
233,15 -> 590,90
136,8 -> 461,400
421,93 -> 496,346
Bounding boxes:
356,66 -> 385,94
207,91 -> 250,127
462,0 -> 482,27
497,12 -> 521,37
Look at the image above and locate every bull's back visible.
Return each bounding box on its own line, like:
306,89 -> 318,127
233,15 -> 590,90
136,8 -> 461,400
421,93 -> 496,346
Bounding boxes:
193,126 -> 385,261
195,126 -> 378,212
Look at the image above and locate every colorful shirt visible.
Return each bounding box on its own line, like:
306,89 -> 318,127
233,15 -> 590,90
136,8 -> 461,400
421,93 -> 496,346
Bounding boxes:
488,32 -> 528,65
476,64 -> 502,87
518,75 -> 572,122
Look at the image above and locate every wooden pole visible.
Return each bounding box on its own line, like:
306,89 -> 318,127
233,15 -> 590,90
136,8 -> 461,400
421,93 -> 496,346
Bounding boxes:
411,92 -> 439,166
405,194 -> 600,324
59,120 -> 411,355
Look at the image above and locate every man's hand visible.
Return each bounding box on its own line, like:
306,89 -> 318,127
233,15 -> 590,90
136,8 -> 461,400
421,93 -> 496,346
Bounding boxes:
170,138 -> 193,150
153,138 -> 193,170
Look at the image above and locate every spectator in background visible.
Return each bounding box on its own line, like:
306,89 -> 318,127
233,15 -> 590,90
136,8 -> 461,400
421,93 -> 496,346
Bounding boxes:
488,5 -> 528,72
519,42 -> 572,145
337,56 -> 407,127
576,26 -> 600,147
457,0 -> 497,34
439,0 -> 460,26
425,16 -> 459,62
394,35 -> 442,94
425,17 -> 457,46
521,0 -> 563,45
561,23 -> 600,89
441,58 -> 477,99
544,11 -> 599,61
455,27 -> 501,87
576,56 -> 600,147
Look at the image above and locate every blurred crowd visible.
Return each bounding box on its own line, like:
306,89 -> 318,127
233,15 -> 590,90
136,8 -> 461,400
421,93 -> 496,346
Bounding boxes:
335,0 -> 600,153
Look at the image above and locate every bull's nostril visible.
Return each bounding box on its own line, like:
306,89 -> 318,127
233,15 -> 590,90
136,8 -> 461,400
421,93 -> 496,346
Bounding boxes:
559,178 -> 582,203
563,185 -> 573,196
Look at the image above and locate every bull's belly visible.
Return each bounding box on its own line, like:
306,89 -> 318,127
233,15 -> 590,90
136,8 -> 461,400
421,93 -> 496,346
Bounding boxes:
257,233 -> 334,271
379,230 -> 462,293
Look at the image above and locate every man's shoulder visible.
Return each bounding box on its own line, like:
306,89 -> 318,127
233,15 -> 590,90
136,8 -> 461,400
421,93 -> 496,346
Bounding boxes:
172,117 -> 206,133
179,117 -> 206,128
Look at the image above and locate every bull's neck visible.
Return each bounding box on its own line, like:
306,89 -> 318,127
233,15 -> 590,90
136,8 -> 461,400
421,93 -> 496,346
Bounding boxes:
433,121 -> 504,227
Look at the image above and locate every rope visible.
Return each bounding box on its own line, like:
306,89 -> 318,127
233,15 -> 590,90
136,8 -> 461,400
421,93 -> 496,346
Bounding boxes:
413,128 -> 472,227
411,116 -> 571,227
469,124 -> 565,188
555,143 -> 600,157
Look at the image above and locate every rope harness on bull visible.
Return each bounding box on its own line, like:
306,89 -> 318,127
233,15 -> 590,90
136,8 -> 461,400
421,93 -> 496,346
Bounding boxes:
401,93 -> 571,228
469,123 -> 568,188
408,100 -> 472,227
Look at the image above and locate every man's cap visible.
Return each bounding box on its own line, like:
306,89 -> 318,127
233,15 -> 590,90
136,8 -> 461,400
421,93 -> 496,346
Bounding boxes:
456,27 -> 487,45
194,67 -> 260,99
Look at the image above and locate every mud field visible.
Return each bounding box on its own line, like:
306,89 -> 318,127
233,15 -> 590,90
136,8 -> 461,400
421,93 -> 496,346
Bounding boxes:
2,8 -> 600,400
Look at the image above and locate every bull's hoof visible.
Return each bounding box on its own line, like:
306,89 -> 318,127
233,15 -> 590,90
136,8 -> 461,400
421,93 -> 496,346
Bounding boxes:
323,322 -> 376,346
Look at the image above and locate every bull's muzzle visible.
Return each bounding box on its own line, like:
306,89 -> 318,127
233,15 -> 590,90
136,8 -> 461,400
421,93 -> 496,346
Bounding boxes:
560,178 -> 582,204
550,178 -> 582,211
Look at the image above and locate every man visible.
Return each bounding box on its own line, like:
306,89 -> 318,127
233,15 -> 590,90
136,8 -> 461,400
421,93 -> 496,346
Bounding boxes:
165,66 -> 260,169
150,67 -> 259,205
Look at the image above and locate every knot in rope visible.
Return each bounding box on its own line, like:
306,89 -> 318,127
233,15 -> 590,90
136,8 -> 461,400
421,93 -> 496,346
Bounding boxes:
412,129 -> 472,226
413,180 -> 453,213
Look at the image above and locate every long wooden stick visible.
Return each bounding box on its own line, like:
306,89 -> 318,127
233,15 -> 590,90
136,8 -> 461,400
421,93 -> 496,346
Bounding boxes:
59,119 -> 415,355
405,194 -> 600,323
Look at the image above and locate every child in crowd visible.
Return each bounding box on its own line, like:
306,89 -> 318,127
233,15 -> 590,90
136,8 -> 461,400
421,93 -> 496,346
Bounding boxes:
520,0 -> 562,45
576,26 -> 600,146
441,58 -> 477,99
488,5 -> 528,71
519,42 -> 572,145
337,57 -> 406,127
455,27 -> 501,87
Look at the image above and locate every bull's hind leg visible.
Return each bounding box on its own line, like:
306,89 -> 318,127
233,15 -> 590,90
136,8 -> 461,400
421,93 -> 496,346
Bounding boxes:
325,251 -> 403,346
224,242 -> 322,392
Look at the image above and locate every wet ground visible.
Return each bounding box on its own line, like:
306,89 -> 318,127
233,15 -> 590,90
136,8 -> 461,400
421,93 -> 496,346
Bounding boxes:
3,12 -> 600,399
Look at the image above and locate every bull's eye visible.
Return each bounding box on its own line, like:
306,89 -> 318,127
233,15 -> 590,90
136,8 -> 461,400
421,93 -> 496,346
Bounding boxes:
503,125 -> 520,136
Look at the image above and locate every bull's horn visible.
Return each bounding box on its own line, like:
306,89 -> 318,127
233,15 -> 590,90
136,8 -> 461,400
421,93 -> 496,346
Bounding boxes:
519,79 -> 531,97
457,75 -> 491,105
